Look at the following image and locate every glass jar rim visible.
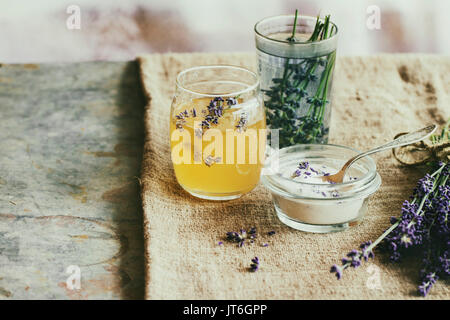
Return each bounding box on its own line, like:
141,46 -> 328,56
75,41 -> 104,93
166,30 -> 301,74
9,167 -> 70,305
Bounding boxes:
254,14 -> 339,45
261,144 -> 381,201
175,65 -> 260,98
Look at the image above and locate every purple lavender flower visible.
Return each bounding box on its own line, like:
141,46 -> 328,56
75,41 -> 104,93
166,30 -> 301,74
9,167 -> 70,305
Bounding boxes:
298,161 -> 309,170
226,97 -> 237,106
201,120 -> 211,130
390,216 -> 398,224
226,231 -> 239,241
438,250 -> 449,276
418,272 -> 438,296
202,97 -> 226,130
250,257 -> 260,272
360,241 -> 375,261
236,113 -> 248,132
415,174 -> 435,197
291,161 -> 310,178
292,169 -> 301,178
174,109 -> 191,130
330,241 -> 375,279
226,227 -> 257,247
208,100 -> 217,109
330,265 -> 343,280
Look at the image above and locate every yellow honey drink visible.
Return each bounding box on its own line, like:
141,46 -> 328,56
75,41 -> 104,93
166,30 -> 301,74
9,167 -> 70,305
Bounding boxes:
170,96 -> 266,199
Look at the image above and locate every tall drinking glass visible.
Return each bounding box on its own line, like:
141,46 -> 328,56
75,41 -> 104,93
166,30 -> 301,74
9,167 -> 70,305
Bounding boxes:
255,14 -> 338,148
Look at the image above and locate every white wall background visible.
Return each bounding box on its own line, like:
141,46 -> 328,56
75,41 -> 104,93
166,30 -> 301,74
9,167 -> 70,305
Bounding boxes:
0,0 -> 448,63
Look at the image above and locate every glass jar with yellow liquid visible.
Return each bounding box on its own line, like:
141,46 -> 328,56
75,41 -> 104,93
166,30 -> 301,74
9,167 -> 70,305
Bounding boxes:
170,65 -> 266,200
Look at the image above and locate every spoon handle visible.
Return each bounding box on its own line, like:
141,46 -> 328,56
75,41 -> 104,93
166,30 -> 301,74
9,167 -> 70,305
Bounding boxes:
342,124 -> 437,171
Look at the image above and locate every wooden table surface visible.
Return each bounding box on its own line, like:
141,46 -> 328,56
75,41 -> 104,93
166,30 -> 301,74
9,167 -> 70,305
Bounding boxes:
0,61 -> 145,299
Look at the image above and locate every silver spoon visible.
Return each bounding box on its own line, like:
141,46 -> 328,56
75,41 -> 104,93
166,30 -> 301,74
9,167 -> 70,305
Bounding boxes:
322,124 -> 437,184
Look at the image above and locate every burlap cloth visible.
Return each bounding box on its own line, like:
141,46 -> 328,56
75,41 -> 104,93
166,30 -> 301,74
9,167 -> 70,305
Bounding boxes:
138,53 -> 450,300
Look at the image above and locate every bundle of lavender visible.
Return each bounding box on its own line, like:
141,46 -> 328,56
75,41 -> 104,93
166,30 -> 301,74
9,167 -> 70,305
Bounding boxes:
331,121 -> 449,297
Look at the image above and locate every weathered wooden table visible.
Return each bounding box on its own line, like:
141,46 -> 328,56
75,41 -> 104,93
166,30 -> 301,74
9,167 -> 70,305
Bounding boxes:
0,62 -> 145,299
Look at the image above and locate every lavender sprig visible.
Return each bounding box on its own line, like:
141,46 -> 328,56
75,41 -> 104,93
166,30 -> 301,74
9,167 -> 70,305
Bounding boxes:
330,161 -> 449,296
330,241 -> 375,279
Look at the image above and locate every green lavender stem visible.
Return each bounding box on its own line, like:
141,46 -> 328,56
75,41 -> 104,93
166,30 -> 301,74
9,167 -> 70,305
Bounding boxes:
319,52 -> 336,122
287,9 -> 299,42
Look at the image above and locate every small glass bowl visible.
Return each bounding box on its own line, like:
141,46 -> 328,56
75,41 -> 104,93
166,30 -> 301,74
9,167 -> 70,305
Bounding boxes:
261,144 -> 382,233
